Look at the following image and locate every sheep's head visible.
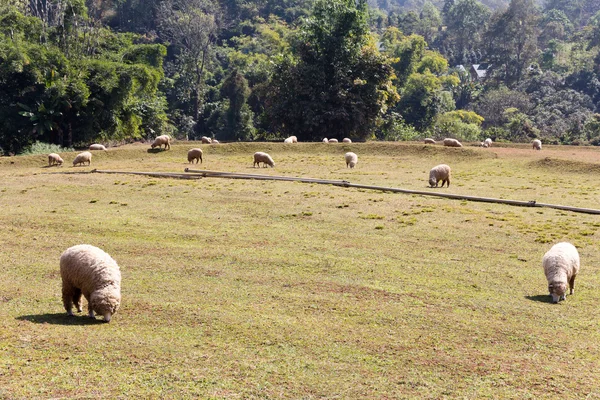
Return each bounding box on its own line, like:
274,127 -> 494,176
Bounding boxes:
90,286 -> 121,322
429,177 -> 437,187
349,161 -> 356,168
548,281 -> 567,303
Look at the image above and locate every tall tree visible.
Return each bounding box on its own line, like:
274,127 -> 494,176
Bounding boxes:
441,0 -> 491,65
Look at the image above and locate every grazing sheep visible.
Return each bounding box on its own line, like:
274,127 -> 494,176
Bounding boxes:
480,142 -> 489,148
329,138 -> 339,143
201,136 -> 212,144
443,138 -> 463,148
253,152 -> 275,168
290,136 -> 298,143
345,152 -> 358,168
484,138 -> 493,147
284,137 -> 293,143
48,153 -> 63,167
211,139 -> 219,144
151,135 -> 171,150
543,242 -> 580,303
187,148 -> 203,164
89,144 -> 107,151
342,138 -> 352,143
60,244 -> 121,322
424,138 -> 436,144
72,151 -> 92,166
532,139 -> 542,150
322,138 -> 329,143
429,164 -> 451,188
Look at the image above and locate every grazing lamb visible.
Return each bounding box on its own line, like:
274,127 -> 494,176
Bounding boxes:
151,135 -> 171,150
253,152 -> 275,168
89,144 -> 107,151
201,136 -> 212,144
484,138 -> 493,147
443,138 -> 463,148
345,152 -> 358,168
342,138 -> 352,143
532,139 -> 542,150
329,138 -> 339,143
187,148 -> 203,164
60,244 -> 121,322
72,151 -> 92,166
429,164 -> 451,188
322,138 -> 329,143
543,242 -> 580,303
424,138 -> 436,144
48,153 -> 63,167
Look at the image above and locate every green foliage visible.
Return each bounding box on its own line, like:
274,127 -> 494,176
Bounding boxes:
377,112 -> 420,141
434,111 -> 483,141
217,69 -> 255,141
19,141 -> 73,156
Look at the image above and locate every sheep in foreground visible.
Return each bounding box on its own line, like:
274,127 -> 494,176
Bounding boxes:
484,138 -> 493,147
424,138 -> 436,144
329,138 -> 339,143
443,138 -> 462,148
89,144 -> 107,151
429,164 -> 451,188
72,151 -> 92,166
60,244 -> 121,322
48,153 -> 63,167
342,138 -> 352,143
345,152 -> 358,168
253,152 -> 275,168
187,148 -> 203,164
201,136 -> 212,144
532,139 -> 542,150
322,138 -> 329,143
543,242 -> 580,303
151,135 -> 171,150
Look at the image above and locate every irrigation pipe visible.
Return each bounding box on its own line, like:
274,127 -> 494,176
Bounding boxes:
89,168 -> 600,215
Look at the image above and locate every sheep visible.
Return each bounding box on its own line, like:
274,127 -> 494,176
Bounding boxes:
187,148 -> 203,164
72,151 -> 92,166
532,139 -> 542,150
89,144 -> 107,151
480,142 -> 489,148
443,138 -> 463,148
284,137 -> 293,143
48,153 -> 63,167
60,244 -> 121,322
329,138 -> 339,143
345,152 -> 358,168
211,139 -> 219,144
322,138 -> 329,143
253,152 -> 275,168
543,242 -> 580,303
151,135 -> 171,150
342,138 -> 352,143
201,136 -> 212,144
484,138 -> 493,147
429,164 -> 451,188
424,138 -> 436,144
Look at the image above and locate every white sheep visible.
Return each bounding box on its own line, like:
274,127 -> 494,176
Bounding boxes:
345,152 -> 358,168
253,152 -> 275,168
187,148 -> 203,164
211,139 -> 219,144
201,136 -> 212,144
72,151 -> 92,166
322,138 -> 329,143
60,244 -> 121,322
484,138 -> 493,147
342,138 -> 352,143
89,144 -> 107,151
543,242 -> 580,303
290,136 -> 298,143
429,164 -> 451,188
443,138 -> 463,148
328,138 -> 338,143
151,135 -> 171,150
424,138 -> 436,144
283,137 -> 293,143
532,139 -> 542,150
48,153 -> 63,167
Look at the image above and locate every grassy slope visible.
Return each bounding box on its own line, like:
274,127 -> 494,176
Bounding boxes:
1,142 -> 600,399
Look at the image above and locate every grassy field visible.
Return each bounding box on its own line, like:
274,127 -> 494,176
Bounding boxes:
1,141 -> 600,399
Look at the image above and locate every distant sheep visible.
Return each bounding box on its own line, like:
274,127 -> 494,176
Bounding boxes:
89,144 -> 107,151
211,139 -> 219,144
484,138 -> 493,147
424,138 -> 436,144
187,148 -> 203,164
342,138 -> 352,143
543,242 -> 580,303
151,135 -> 171,150
329,138 -> 338,143
72,151 -> 92,166
322,138 -> 329,143
253,152 -> 275,168
480,141 -> 489,148
284,136 -> 298,143
532,139 -> 542,150
48,153 -> 63,167
284,137 -> 293,143
201,136 -> 212,144
345,152 -> 358,168
429,164 -> 451,188
443,138 -> 462,148
60,244 -> 121,322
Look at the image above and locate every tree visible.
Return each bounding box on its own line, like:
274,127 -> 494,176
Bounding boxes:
441,0 -> 491,65
218,69 -> 255,141
473,86 -> 532,128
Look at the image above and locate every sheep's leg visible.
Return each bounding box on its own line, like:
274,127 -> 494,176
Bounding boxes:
85,294 -> 95,318
62,283 -> 75,316
569,275 -> 576,295
72,288 -> 82,312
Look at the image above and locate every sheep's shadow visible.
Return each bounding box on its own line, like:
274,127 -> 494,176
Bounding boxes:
17,313 -> 104,325
146,148 -> 165,154
525,295 -> 554,303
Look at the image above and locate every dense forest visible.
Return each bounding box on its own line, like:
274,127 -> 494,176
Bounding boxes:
1,0 -> 600,154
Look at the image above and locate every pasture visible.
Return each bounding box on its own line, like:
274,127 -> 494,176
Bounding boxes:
1,141 -> 600,399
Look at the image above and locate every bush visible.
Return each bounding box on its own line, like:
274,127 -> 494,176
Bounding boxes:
19,141 -> 74,156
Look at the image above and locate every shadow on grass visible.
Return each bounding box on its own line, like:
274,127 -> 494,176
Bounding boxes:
17,313 -> 105,325
525,295 -> 554,303
146,148 -> 165,154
